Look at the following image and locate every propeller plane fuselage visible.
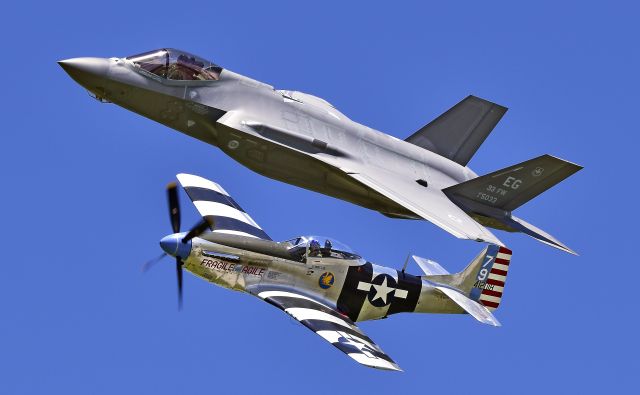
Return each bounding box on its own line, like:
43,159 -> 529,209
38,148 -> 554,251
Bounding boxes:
166,231 -> 453,322
142,173 -> 510,371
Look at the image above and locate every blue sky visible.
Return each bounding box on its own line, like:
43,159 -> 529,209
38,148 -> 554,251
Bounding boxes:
2,1 -> 638,393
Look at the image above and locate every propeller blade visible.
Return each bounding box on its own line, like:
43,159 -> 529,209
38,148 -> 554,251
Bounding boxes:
176,258 -> 183,310
142,252 -> 168,273
167,182 -> 180,233
182,219 -> 211,243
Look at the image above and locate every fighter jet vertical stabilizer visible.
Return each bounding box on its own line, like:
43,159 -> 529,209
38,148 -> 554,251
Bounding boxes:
405,95 -> 508,166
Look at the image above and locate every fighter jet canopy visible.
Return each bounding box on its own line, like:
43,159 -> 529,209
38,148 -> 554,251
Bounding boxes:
126,48 -> 223,81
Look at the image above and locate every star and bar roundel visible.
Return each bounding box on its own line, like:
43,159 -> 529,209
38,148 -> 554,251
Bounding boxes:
337,262 -> 422,321
358,274 -> 408,307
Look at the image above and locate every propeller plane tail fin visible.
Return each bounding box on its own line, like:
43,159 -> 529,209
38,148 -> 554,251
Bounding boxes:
419,245 -> 513,312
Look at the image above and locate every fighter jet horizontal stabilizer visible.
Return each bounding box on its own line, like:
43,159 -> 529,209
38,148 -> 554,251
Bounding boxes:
444,154 -> 581,254
506,215 -> 577,255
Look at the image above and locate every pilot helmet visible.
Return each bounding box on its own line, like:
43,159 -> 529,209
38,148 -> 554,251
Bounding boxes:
324,239 -> 333,250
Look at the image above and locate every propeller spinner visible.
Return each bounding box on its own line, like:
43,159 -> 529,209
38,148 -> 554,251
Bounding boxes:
142,181 -> 211,310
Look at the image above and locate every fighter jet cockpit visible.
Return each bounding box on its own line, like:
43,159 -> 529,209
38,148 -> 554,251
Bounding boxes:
126,48 -> 223,81
283,236 -> 362,263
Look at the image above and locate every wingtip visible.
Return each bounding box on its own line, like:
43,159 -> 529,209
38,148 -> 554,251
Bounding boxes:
540,238 -> 578,256
466,95 -> 508,112
542,154 -> 584,170
378,364 -> 403,372
531,234 -> 578,256
175,173 -> 190,181
565,247 -> 579,256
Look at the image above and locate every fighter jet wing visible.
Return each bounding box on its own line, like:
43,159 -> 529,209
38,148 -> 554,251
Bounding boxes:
214,113 -> 499,245
253,289 -> 402,371
347,170 -> 504,245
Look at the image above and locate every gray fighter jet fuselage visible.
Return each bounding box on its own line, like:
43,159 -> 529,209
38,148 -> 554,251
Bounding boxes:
59,48 -> 582,253
59,52 -> 462,216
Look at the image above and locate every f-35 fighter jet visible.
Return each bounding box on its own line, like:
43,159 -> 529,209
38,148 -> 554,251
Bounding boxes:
59,48 -> 582,254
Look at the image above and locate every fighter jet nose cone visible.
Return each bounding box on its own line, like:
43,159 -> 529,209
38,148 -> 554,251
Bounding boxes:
58,57 -> 109,76
58,57 -> 111,91
159,233 -> 192,259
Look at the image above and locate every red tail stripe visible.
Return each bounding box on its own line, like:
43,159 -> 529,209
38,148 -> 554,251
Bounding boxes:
498,247 -> 512,254
487,278 -> 505,287
494,258 -> 510,265
480,300 -> 500,308
491,268 -> 508,276
481,289 -> 503,297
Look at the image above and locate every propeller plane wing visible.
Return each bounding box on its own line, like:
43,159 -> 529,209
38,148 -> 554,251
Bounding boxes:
253,288 -> 401,371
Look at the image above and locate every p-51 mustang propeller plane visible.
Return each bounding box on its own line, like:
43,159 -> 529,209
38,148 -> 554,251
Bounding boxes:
148,173 -> 513,371
59,48 -> 582,254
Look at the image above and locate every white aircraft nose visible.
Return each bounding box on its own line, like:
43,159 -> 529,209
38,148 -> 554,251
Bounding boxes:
58,57 -> 108,76
58,57 -> 111,90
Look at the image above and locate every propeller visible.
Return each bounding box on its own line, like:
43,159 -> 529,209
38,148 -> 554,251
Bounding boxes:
182,218 -> 210,243
141,252 -> 167,273
167,182 -> 181,233
166,182 -> 184,310
142,181 -> 212,310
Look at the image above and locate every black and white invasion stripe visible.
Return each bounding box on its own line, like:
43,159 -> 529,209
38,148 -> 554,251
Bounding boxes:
176,173 -> 272,240
258,290 -> 401,371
